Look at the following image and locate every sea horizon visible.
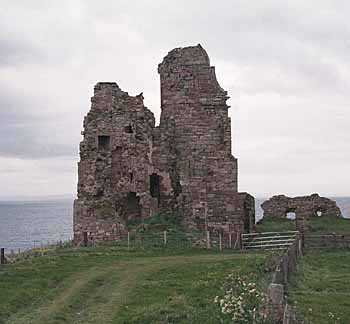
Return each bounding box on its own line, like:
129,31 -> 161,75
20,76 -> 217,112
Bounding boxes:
0,196 -> 349,252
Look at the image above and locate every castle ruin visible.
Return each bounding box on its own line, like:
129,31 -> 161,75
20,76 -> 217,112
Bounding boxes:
261,194 -> 342,220
73,45 -> 254,244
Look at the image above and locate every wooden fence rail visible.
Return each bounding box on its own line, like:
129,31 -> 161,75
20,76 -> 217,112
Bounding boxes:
303,233 -> 350,249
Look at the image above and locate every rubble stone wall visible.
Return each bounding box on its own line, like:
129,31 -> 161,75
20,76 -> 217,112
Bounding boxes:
261,194 -> 342,221
73,45 -> 254,244
157,45 -> 240,233
74,83 -> 158,243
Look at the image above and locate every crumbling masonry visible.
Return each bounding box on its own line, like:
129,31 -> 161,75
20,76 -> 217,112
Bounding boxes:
73,45 -> 255,243
261,194 -> 342,220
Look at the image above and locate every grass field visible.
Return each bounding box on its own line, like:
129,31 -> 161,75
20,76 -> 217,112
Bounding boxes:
256,216 -> 350,234
0,246 -> 270,324
289,249 -> 350,323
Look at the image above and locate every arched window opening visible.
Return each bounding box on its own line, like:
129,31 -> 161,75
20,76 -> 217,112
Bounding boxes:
286,212 -> 296,220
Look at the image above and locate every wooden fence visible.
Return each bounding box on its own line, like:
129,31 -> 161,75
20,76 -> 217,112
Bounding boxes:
0,240 -> 72,266
303,233 -> 350,249
1,231 -> 244,266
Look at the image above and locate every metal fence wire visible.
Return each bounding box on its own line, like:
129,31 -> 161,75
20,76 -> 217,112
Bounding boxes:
81,231 -> 243,251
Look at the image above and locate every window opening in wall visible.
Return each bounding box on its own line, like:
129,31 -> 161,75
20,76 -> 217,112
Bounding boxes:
130,172 -> 133,182
98,135 -> 110,151
317,210 -> 322,217
125,192 -> 141,223
150,173 -> 161,205
124,125 -> 133,133
286,212 -> 296,220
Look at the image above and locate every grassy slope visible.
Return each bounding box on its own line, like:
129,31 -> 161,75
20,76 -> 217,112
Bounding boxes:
0,247 -> 269,324
289,249 -> 350,323
256,216 -> 350,234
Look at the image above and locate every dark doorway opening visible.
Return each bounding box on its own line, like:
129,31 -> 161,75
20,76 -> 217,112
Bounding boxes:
150,173 -> 161,205
98,135 -> 110,151
125,192 -> 141,222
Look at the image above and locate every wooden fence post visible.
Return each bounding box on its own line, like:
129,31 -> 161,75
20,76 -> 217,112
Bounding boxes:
301,232 -> 305,249
1,248 -> 6,265
219,234 -> 222,252
206,231 -> 211,249
127,232 -> 130,251
236,233 -> 242,250
163,231 -> 167,245
298,237 -> 303,256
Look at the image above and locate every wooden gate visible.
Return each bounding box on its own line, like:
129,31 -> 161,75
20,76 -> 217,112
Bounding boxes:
242,231 -> 299,250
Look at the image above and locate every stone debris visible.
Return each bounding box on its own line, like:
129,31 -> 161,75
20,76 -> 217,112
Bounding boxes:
73,44 -> 255,244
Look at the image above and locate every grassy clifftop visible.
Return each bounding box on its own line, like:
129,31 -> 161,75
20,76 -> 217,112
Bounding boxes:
256,215 -> 350,233
0,246 -> 270,324
290,249 -> 350,323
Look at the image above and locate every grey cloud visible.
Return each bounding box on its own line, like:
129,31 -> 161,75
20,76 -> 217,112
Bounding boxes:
0,87 -> 78,159
0,1 -> 93,67
0,0 -> 349,196
0,37 -> 43,66
122,1 -> 350,95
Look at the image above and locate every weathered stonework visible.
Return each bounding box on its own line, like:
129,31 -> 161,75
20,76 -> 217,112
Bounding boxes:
261,194 -> 342,220
73,45 -> 255,244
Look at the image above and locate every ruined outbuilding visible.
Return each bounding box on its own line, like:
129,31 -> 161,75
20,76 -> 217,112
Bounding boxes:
261,194 -> 342,220
73,45 -> 254,244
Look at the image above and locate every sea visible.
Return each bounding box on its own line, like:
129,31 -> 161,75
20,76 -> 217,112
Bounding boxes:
0,199 -> 74,252
0,197 -> 349,252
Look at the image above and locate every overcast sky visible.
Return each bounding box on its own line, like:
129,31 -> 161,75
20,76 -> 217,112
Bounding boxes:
0,0 -> 349,199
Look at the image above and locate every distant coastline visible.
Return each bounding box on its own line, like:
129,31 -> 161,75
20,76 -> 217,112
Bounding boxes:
0,194 -> 75,202
0,196 -> 349,252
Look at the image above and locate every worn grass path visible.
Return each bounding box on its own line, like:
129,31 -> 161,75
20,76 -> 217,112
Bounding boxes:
2,252 -> 263,324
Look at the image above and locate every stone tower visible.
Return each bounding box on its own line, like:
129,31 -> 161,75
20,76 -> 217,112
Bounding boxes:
73,45 -> 254,244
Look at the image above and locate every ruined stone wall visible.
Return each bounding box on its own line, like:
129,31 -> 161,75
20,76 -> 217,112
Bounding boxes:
261,194 -> 342,220
74,83 -> 157,243
157,45 -> 240,233
236,192 -> 256,233
73,45 -> 254,244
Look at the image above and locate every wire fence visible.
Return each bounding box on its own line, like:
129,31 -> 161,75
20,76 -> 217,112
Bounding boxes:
0,230 -> 243,265
76,230 -> 243,251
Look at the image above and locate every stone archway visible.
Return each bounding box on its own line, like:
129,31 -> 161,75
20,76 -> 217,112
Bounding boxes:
286,211 -> 296,220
